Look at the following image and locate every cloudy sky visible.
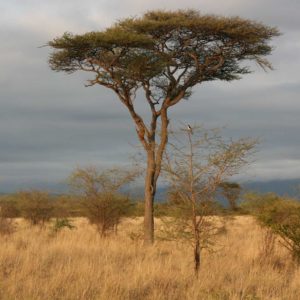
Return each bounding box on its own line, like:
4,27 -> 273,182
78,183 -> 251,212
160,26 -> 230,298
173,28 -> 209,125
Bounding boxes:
0,0 -> 300,192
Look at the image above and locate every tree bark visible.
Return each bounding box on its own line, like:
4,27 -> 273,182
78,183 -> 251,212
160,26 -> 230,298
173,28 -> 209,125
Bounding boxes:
194,237 -> 200,276
143,107 -> 169,245
123,96 -> 171,245
144,150 -> 156,245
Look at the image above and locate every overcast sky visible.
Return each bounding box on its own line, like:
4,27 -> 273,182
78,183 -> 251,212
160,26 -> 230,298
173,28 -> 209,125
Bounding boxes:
0,0 -> 300,192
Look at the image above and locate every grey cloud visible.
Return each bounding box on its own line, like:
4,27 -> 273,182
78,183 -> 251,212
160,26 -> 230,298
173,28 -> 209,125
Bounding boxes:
0,0 -> 300,192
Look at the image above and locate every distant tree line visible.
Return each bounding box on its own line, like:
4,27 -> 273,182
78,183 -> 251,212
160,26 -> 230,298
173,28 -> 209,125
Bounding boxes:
1,175 -> 300,267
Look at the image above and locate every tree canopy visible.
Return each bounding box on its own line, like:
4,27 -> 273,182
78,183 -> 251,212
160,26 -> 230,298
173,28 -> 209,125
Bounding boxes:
49,10 -> 279,113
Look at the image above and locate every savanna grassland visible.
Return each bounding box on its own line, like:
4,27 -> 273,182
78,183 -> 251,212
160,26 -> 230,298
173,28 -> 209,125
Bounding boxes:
0,216 -> 299,300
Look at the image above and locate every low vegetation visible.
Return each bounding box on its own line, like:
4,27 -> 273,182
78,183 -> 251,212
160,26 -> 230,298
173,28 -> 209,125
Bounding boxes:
69,167 -> 137,236
242,192 -> 300,262
18,190 -> 54,226
0,216 -> 299,300
0,164 -> 299,299
0,187 -> 300,299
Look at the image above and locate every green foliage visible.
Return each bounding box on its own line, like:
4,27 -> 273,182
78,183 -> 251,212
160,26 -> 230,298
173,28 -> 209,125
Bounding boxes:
158,189 -> 225,249
167,189 -> 225,215
82,192 -> 133,236
241,192 -> 281,215
154,202 -> 170,217
51,218 -> 76,233
257,199 -> 300,262
0,198 -> 18,235
48,9 -> 279,103
18,190 -> 54,226
243,193 -> 300,263
0,199 -> 19,218
69,167 -> 137,236
129,200 -> 145,217
1,192 -> 139,220
69,166 -> 138,195
51,195 -> 83,217
219,182 -> 241,211
158,200 -> 226,246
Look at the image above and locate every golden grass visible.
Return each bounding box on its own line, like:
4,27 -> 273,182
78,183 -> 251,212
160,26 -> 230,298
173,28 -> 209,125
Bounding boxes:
0,216 -> 299,300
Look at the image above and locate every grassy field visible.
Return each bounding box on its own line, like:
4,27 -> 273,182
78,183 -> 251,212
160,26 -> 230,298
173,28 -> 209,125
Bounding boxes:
0,216 -> 299,300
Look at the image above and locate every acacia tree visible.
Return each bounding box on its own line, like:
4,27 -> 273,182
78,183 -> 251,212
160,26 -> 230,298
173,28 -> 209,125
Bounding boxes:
162,126 -> 257,274
48,10 -> 279,244
219,182 -> 241,211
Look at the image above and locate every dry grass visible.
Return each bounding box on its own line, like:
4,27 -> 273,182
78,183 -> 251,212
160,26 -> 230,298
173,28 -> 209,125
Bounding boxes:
0,216 -> 299,300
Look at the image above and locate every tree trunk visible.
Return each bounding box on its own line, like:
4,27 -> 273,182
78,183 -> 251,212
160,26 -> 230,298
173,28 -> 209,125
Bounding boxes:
194,238 -> 201,276
144,151 -> 156,245
229,198 -> 237,211
142,108 -> 169,245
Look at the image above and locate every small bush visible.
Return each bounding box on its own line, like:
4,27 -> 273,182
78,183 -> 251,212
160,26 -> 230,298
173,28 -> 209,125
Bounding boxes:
18,190 -> 54,226
241,192 -> 281,214
0,200 -> 19,218
69,166 -> 137,236
245,193 -> 300,263
52,195 -> 83,217
83,193 -> 132,236
0,201 -> 17,236
0,217 -> 15,236
51,218 -> 76,233
258,200 -> 300,263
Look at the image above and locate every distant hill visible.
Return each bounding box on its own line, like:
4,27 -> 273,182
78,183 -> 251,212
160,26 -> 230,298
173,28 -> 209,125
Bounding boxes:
138,180 -> 300,201
242,179 -> 299,198
1,179 -> 299,200
127,179 -> 300,202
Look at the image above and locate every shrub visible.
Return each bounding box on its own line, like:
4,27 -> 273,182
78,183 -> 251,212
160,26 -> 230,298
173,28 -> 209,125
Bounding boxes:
69,166 -> 137,236
0,217 -> 15,236
0,199 -> 19,218
51,195 -> 84,218
18,190 -> 54,226
0,199 -> 18,236
83,192 -> 132,236
244,193 -> 300,263
51,218 -> 76,233
240,192 -> 281,214
257,200 -> 300,263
